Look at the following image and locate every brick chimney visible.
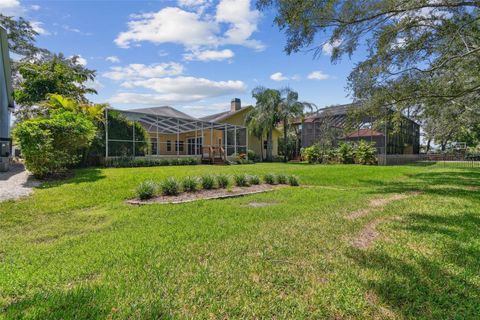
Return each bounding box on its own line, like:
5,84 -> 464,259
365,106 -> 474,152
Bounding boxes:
231,98 -> 241,112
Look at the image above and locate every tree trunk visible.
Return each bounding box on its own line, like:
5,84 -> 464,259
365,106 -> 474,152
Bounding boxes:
266,127 -> 273,162
426,138 -> 432,152
283,118 -> 288,162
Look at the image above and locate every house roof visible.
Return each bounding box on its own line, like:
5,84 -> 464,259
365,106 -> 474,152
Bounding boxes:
125,106 -> 196,120
344,128 -> 384,138
0,26 -> 14,109
200,105 -> 253,123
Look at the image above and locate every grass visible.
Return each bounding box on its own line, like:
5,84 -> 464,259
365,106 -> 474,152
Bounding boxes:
0,163 -> 479,319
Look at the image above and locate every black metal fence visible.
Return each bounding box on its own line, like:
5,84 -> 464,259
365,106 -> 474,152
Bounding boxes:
378,153 -> 480,167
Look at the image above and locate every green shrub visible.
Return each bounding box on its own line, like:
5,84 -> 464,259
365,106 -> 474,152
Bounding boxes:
13,109 -> 96,178
355,140 -> 378,165
136,181 -> 157,200
170,158 -> 179,166
301,145 -> 322,163
216,174 -> 230,188
336,143 -> 355,164
178,158 -> 189,166
234,173 -> 249,187
200,175 -> 215,190
159,159 -> 170,166
186,157 -> 198,165
248,175 -> 260,185
263,173 -> 276,184
160,177 -> 180,196
288,175 -> 300,186
182,176 -> 199,192
247,149 -> 258,162
277,173 -> 288,184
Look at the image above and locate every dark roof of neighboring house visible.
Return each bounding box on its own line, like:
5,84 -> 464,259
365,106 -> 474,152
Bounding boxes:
200,106 -> 252,123
344,128 -> 384,138
125,106 -> 196,120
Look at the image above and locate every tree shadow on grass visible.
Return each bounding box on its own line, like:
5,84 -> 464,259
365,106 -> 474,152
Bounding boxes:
359,169 -> 480,201
38,168 -> 106,190
3,285 -> 113,319
347,210 -> 480,318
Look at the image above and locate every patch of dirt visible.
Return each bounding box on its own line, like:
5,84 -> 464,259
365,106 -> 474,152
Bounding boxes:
128,184 -> 286,205
365,291 -> 396,319
465,185 -> 480,191
351,219 -> 384,249
345,192 -> 421,220
242,201 -> 279,208
370,192 -> 418,208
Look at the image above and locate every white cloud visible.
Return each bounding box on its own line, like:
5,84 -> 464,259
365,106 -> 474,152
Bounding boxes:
115,1 -> 263,54
307,71 -> 330,80
106,56 -> 120,63
121,76 -> 246,98
30,21 -> 49,35
103,62 -> 184,81
109,75 -> 246,105
322,39 -> 342,56
270,72 -> 288,81
0,0 -> 23,15
215,0 -> 264,50
30,4 -> 40,11
62,25 -> 92,36
115,7 -> 219,49
178,0 -> 208,6
183,49 -> 234,61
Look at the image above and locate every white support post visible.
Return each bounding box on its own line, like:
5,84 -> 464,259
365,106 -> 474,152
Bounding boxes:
132,121 -> 136,158
234,126 -> 237,156
201,122 -> 204,156
176,118 -> 180,156
156,116 -> 159,156
105,108 -> 109,160
210,122 -> 213,148
224,124 -> 227,158
246,128 -> 249,160
194,121 -> 198,156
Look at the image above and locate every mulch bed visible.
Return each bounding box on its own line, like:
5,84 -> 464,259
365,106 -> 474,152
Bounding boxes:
127,184 -> 286,205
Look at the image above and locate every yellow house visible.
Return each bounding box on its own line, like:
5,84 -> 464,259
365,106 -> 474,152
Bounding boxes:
200,98 -> 281,160
107,99 -> 280,163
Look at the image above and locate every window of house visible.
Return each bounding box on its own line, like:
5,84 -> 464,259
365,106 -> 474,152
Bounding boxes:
176,140 -> 184,152
167,140 -> 171,152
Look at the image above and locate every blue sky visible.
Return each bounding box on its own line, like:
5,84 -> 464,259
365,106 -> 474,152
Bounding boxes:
1,0 -> 365,117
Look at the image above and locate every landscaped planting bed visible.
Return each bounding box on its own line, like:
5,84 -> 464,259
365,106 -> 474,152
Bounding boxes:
128,184 -> 285,205
129,173 -> 299,204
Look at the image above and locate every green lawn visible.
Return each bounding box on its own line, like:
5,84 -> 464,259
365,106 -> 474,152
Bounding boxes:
1,163 -> 479,319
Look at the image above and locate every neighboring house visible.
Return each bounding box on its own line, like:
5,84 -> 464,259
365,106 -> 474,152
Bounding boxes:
0,26 -> 14,170
200,98 -> 281,160
297,103 -> 420,154
108,98 -> 280,162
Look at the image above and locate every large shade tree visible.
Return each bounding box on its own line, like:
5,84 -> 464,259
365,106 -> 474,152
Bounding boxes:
1,14 -> 97,121
257,0 -> 480,146
246,87 -> 282,162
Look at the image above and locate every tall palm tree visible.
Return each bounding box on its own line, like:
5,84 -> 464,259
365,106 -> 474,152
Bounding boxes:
246,87 -> 282,162
278,88 -> 314,162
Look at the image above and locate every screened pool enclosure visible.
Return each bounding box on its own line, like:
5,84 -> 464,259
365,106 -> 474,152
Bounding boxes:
105,108 -> 248,163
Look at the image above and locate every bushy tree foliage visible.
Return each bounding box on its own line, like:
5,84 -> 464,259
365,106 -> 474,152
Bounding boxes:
12,109 -> 96,178
14,54 -> 97,120
258,0 -> 480,146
